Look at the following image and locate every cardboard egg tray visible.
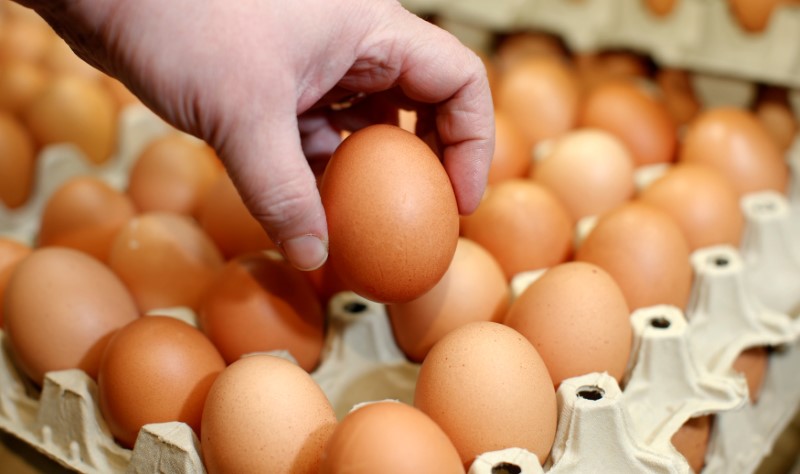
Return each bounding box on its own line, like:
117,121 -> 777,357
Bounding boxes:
401,0 -> 800,110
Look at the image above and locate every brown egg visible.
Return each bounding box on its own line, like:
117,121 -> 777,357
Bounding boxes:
671,415 -> 712,473
504,261 -> 632,387
579,79 -> 677,167
645,0 -> 679,16
638,163 -> 745,250
493,32 -> 567,73
732,346 -> 769,403
201,354 -> 337,474
575,202 -> 693,311
0,12 -> 54,63
460,179 -> 573,280
495,56 -> 581,147
320,124 -> 459,304
679,107 -> 789,196
98,315 -> 225,449
127,133 -> 221,217
754,87 -> 798,152
108,212 -> 224,312
0,58 -> 48,114
23,74 -> 117,165
302,260 -> 353,309
531,128 -> 636,222
4,247 -> 139,385
197,172 -> 274,259
38,176 -> 136,262
414,321 -> 557,467
727,0 -> 789,32
41,39 -> 103,81
656,68 -> 701,127
320,401 -> 464,474
0,237 -> 31,328
198,252 -> 326,372
574,51 -> 650,91
388,238 -> 510,363
487,110 -> 532,185
0,111 -> 36,209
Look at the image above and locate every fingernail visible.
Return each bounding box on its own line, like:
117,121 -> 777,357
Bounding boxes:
280,235 -> 328,271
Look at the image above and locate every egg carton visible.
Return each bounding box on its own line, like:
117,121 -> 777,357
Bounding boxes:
400,0 -> 800,97
0,104 -> 172,247
2,230 -> 800,474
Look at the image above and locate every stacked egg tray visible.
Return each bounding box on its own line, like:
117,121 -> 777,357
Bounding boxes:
400,0 -> 800,107
1,102 -> 800,473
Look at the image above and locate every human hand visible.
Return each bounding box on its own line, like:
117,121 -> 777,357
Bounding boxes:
21,0 -> 495,271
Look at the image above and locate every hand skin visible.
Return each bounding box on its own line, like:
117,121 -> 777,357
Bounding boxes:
14,0 -> 494,271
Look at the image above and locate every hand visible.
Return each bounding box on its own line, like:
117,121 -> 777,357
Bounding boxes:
23,0 -> 495,270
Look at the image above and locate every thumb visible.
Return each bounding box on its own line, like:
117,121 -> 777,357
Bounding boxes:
219,110 -> 329,272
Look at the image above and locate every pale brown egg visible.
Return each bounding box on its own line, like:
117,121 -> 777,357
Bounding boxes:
579,79 -> 677,167
38,176 -> 136,262
201,354 -> 337,474
127,133 -> 222,217
414,321 -> 557,467
0,111 -> 36,209
388,238 -> 510,363
320,124 -> 459,304
4,247 -> 139,385
108,212 -> 225,312
41,38 -> 103,81
320,401 -> 464,474
656,68 -> 701,127
638,162 -> 744,251
487,110 -> 532,185
732,346 -> 769,403
460,179 -> 573,280
671,415 -> 712,473
754,87 -> 798,152
0,12 -> 55,64
575,202 -> 693,311
531,128 -> 636,222
495,56 -> 581,147
493,32 -> 567,73
679,107 -> 789,196
0,237 -> 31,328
198,252 -> 326,372
23,74 -> 118,165
645,0 -> 679,16
0,58 -> 48,114
196,172 -> 274,259
727,0 -> 793,33
98,315 -> 225,449
504,261 -> 632,387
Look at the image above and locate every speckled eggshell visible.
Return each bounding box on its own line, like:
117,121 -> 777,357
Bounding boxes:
320,124 -> 459,304
3,247 -> 139,385
504,261 -> 633,387
320,401 -> 464,474
97,315 -> 226,449
201,354 -> 337,474
414,321 -> 557,468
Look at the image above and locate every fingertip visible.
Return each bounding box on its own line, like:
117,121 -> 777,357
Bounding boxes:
278,234 -> 329,271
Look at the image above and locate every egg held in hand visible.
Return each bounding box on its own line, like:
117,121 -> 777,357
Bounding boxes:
320,124 -> 459,304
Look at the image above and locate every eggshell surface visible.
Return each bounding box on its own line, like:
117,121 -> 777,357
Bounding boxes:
320,401 -> 464,474
97,315 -> 225,449
504,261 -> 632,386
320,124 -> 459,304
201,354 -> 337,474
414,321 -> 557,467
198,252 -> 326,372
4,247 -> 139,385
